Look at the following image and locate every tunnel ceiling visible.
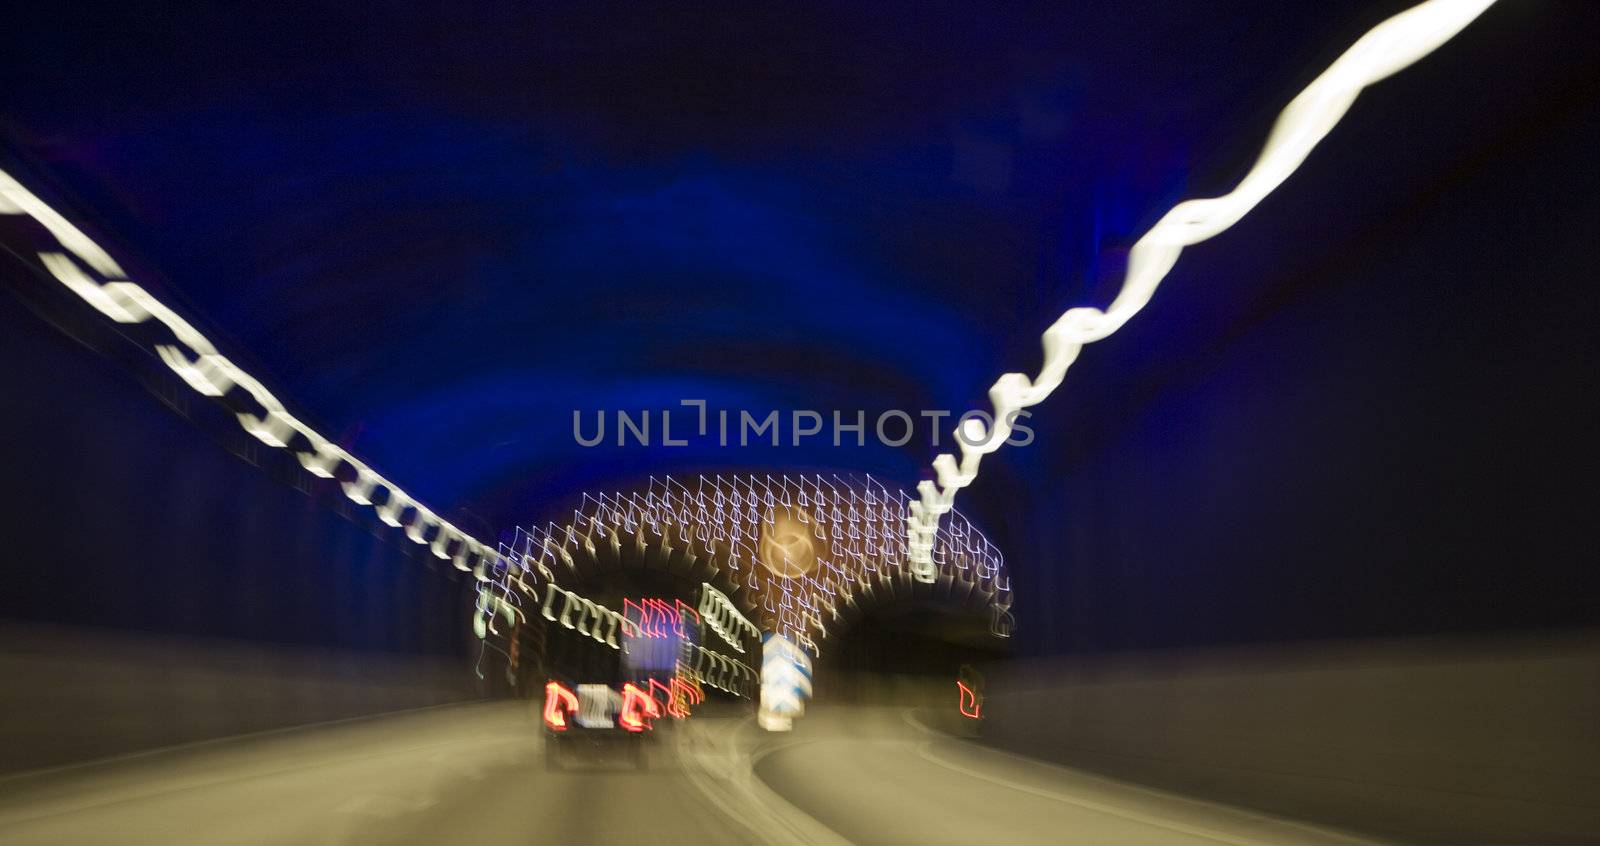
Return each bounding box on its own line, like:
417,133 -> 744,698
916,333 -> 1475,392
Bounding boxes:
1,1 -> 1589,582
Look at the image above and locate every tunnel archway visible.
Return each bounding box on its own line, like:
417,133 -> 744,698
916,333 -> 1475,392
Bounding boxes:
473,473 -> 1013,702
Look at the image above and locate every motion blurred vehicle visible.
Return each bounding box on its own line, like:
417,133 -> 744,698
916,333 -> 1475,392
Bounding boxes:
540,598 -> 701,769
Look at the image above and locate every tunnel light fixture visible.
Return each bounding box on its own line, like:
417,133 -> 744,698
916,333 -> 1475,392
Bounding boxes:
0,168 -> 500,579
698,583 -> 759,652
537,584 -> 627,648
904,0 -> 1499,570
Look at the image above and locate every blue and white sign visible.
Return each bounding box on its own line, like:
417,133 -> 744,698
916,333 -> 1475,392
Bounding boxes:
759,632 -> 813,731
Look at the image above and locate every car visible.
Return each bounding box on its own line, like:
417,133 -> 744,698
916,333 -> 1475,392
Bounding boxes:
542,678 -> 658,769
539,597 -> 701,770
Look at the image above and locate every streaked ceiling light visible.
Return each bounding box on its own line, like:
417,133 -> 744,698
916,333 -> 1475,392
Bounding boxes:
905,0 -> 1498,573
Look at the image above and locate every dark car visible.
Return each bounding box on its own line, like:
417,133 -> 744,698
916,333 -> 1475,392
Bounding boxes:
540,598 -> 700,769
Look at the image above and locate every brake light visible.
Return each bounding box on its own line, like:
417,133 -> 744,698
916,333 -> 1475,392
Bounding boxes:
620,683 -> 661,732
544,681 -> 578,731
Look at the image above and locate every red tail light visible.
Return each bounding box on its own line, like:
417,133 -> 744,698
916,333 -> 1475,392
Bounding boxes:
620,683 -> 661,732
544,681 -> 578,731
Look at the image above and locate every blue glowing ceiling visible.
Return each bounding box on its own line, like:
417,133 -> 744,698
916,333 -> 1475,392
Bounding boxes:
0,0 -> 1574,545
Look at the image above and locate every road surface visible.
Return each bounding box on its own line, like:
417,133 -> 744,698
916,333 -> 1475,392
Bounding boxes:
0,701 -> 1383,845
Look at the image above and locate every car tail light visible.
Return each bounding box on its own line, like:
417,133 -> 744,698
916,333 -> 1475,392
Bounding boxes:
544,681 -> 578,731
619,683 -> 661,732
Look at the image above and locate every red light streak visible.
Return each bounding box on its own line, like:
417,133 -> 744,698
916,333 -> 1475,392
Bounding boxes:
650,599 -> 665,638
957,680 -> 982,719
620,683 -> 662,732
544,681 -> 578,731
655,598 -> 683,637
675,599 -> 700,627
647,678 -> 684,719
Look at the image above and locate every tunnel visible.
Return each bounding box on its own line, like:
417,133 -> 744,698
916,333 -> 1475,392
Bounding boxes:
2,1 -> 1598,843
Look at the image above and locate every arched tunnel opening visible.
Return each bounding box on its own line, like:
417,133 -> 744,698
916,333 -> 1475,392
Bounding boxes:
811,601 -> 1012,711
465,473 -> 1013,736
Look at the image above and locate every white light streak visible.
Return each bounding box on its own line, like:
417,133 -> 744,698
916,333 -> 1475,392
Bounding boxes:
683,641 -> 759,695
538,584 -> 628,649
699,582 -> 760,652
0,169 -> 499,577
904,0 -> 1497,572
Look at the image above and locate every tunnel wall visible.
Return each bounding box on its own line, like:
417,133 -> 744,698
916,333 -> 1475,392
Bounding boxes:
981,632 -> 1600,844
1,251 -> 485,775
0,622 -> 480,774
1001,55 -> 1600,656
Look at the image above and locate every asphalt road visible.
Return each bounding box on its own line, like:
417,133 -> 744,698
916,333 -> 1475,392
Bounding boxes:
0,701 -> 1384,845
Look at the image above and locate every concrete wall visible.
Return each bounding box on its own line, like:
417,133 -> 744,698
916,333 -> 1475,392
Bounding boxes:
0,623 -> 480,775
981,633 -> 1600,844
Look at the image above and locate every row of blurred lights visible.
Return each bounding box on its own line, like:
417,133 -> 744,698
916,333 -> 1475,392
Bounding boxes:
498,474 -> 1010,653
905,0 -> 1498,572
699,582 -> 760,653
0,168 -> 501,576
2,166 -> 772,699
